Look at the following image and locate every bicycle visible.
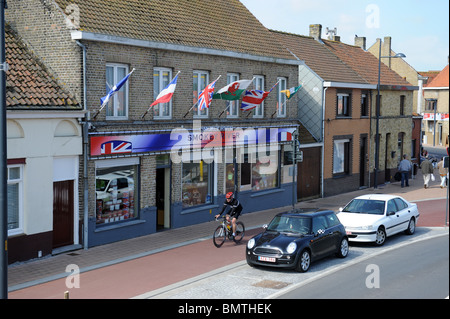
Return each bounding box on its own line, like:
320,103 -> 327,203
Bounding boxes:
213,216 -> 245,248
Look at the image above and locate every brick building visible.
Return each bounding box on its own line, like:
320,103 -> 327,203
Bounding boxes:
6,0 -> 305,252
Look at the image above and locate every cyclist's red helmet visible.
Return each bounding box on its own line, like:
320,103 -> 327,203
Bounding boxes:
226,192 -> 234,199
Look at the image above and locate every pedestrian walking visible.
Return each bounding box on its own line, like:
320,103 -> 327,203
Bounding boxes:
397,154 -> 412,187
420,157 -> 434,188
437,157 -> 448,188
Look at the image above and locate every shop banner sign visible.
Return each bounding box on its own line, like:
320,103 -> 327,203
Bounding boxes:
423,113 -> 449,121
90,126 -> 295,157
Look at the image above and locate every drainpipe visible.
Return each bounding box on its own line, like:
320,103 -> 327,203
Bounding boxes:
76,40 -> 89,250
321,86 -> 327,198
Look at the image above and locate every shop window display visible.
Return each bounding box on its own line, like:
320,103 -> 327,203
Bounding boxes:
182,161 -> 212,208
95,165 -> 137,224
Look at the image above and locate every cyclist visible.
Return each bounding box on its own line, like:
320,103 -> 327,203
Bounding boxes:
215,192 -> 243,239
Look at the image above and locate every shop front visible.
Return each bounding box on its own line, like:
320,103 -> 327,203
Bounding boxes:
87,124 -> 298,247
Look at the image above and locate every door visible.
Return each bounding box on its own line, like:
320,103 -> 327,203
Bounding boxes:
53,180 -> 74,248
310,215 -> 334,258
359,137 -> 367,187
156,167 -> 171,230
297,147 -> 321,200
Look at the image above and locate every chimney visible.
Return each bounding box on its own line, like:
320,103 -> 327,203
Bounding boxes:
309,24 -> 322,42
383,36 -> 392,68
354,36 -> 366,50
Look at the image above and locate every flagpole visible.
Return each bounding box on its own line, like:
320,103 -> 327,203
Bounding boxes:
142,70 -> 180,119
183,100 -> 199,118
94,68 -> 135,119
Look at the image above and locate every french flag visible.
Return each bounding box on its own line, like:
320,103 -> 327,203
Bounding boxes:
150,72 -> 179,107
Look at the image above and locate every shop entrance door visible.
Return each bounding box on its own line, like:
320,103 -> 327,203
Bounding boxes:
156,167 -> 171,230
53,180 -> 74,248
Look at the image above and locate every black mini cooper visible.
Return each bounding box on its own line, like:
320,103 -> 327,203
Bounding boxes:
246,209 -> 349,272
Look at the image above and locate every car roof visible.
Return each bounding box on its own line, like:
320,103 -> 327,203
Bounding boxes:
352,194 -> 401,201
276,208 -> 335,218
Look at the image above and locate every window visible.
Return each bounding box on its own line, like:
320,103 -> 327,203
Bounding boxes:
7,165 -> 23,235
193,70 -> 209,117
226,73 -> 239,118
277,77 -> 287,117
240,148 -> 279,192
325,213 -> 341,227
252,75 -> 264,118
154,68 -> 173,118
337,93 -> 351,117
106,63 -> 129,119
425,99 -> 436,111
361,93 -> 368,117
400,95 -> 405,116
182,161 -> 213,208
333,138 -> 350,175
95,160 -> 139,225
387,199 -> 398,214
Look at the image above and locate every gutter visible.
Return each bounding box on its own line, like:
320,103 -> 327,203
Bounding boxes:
71,31 -> 303,66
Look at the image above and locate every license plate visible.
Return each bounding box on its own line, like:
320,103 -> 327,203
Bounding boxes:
258,256 -> 276,262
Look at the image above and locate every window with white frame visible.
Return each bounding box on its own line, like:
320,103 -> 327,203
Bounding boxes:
106,63 -> 129,119
277,77 -> 287,117
227,73 -> 239,118
252,75 -> 264,118
337,93 -> 351,117
333,139 -> 350,175
7,165 -> 23,235
153,68 -> 173,119
193,70 -> 209,117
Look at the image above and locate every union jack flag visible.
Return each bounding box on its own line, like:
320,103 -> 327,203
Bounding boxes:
198,76 -> 220,110
241,80 -> 279,111
101,141 -> 132,155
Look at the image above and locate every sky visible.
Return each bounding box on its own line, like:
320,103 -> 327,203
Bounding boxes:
240,0 -> 449,72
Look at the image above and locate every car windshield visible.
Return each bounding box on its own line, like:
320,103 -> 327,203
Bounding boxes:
342,199 -> 385,215
267,216 -> 311,235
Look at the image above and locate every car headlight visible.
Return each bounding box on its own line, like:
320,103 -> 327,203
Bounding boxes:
286,242 -> 297,254
247,238 -> 256,249
361,225 -> 373,230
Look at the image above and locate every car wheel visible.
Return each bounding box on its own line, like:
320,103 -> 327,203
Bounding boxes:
336,237 -> 349,258
374,227 -> 386,246
296,249 -> 311,273
404,218 -> 416,235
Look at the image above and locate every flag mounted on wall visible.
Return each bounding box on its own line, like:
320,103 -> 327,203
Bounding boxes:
241,80 -> 279,111
198,76 -> 221,110
213,79 -> 253,101
96,68 -> 135,118
281,85 -> 302,100
150,71 -> 180,107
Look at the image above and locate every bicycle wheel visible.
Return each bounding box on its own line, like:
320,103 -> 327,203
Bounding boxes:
213,226 -> 226,248
233,222 -> 245,243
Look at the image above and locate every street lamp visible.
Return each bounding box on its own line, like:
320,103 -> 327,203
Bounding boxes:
373,43 -> 406,189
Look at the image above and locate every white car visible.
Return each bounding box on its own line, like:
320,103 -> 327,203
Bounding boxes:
337,194 -> 420,246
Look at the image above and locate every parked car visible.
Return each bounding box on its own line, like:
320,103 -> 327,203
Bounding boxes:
337,194 -> 420,246
246,209 -> 349,272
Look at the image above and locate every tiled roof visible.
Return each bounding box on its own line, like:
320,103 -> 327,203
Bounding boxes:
323,40 -> 412,87
54,0 -> 295,61
271,30 -> 368,84
425,64 -> 449,88
6,24 -> 79,109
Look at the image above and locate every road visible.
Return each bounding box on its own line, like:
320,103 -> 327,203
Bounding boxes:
8,198 -> 448,299
279,235 -> 449,299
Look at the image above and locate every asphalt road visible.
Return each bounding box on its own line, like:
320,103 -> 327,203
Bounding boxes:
279,235 -> 449,299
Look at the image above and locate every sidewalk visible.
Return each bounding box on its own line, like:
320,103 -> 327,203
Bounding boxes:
8,169 -> 448,292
